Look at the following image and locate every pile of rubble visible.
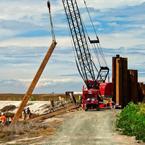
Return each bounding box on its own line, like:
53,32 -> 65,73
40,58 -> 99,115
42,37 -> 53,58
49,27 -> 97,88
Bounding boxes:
0,98 -> 69,118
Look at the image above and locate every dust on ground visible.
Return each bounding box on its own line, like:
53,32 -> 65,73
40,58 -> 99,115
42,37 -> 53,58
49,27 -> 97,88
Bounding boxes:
0,109 -> 145,145
40,109 -> 145,145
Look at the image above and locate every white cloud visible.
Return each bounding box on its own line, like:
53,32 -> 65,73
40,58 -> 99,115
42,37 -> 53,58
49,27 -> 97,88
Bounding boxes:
98,27 -> 145,49
1,0 -> 144,22
0,36 -> 72,48
77,0 -> 145,9
0,0 -> 62,21
0,0 -> 145,93
19,77 -> 80,88
1,27 -> 145,50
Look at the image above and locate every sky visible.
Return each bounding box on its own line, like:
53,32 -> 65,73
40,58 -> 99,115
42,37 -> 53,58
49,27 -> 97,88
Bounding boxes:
0,0 -> 145,93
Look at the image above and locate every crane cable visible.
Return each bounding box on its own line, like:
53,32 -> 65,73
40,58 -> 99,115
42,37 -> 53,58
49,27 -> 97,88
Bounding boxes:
83,0 -> 107,66
47,1 -> 55,41
82,4 -> 103,66
83,23 -> 101,67
83,0 -> 105,63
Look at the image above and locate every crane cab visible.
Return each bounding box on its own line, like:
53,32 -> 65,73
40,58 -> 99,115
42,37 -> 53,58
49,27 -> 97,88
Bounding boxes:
82,86 -> 100,111
82,81 -> 113,111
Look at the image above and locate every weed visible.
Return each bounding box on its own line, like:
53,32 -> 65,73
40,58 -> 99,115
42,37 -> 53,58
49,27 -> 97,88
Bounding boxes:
116,102 -> 145,142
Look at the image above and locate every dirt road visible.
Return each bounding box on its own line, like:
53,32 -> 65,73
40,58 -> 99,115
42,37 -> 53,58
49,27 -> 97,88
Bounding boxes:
41,110 -> 145,145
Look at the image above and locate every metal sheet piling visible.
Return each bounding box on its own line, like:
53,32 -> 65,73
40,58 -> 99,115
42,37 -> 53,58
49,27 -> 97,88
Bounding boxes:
128,70 -> 138,103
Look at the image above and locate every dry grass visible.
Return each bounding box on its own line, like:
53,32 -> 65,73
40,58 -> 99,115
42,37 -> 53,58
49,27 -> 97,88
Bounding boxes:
0,93 -> 80,101
0,119 -> 61,143
0,93 -> 66,101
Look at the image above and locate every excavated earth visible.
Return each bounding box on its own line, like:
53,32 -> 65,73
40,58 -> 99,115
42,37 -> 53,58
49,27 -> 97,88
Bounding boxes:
1,109 -> 145,145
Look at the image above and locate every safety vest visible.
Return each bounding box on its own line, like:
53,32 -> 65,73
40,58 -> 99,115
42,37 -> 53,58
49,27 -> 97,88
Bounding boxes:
1,115 -> 6,123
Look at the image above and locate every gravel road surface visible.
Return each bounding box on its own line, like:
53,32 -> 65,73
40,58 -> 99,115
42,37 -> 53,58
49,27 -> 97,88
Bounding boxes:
42,110 -> 144,145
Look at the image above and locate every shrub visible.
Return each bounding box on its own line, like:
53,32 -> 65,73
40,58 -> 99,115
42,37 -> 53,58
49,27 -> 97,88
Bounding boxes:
30,96 -> 36,101
116,102 -> 145,142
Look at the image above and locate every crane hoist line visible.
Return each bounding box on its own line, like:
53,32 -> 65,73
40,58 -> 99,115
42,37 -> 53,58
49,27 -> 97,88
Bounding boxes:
12,1 -> 57,124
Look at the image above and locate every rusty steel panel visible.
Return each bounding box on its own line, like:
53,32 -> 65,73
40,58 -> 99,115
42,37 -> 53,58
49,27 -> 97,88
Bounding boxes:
116,58 -> 123,106
112,55 -> 130,107
122,58 -> 128,107
138,82 -> 144,102
112,57 -> 116,102
143,84 -> 145,102
112,55 -> 120,102
128,70 -> 138,103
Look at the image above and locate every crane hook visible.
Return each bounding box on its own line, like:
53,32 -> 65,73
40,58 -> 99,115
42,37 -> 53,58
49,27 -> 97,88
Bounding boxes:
47,0 -> 55,41
47,1 -> 51,13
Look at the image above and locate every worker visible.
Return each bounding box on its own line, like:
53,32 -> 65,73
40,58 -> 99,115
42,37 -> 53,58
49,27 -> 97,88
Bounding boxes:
23,108 -> 27,120
5,116 -> 11,126
0,113 -> 6,126
26,107 -> 31,119
50,100 -> 55,112
109,98 -> 115,109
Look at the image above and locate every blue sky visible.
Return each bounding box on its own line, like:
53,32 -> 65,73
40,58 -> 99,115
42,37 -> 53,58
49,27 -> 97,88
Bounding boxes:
0,0 -> 145,93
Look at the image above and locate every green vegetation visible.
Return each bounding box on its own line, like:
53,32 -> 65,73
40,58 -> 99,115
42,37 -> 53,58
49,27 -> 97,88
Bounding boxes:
30,96 -> 36,101
116,102 -> 145,142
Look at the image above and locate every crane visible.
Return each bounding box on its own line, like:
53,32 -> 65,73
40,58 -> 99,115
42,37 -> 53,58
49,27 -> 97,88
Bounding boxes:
62,0 -> 112,110
12,1 -> 57,123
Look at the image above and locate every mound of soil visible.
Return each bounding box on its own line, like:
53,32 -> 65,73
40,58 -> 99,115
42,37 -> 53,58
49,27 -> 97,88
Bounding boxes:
0,105 -> 16,112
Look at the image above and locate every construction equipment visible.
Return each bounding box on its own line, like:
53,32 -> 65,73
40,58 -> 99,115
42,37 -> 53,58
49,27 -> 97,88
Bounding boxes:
12,1 -> 57,123
62,0 -> 112,110
65,91 -> 77,105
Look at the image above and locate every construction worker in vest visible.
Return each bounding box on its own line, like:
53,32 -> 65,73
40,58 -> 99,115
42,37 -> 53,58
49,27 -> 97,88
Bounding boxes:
0,112 -> 6,126
26,107 -> 31,119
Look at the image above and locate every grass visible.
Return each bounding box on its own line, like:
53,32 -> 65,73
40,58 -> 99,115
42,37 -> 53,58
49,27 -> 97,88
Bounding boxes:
0,120 -> 58,143
116,102 -> 145,142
